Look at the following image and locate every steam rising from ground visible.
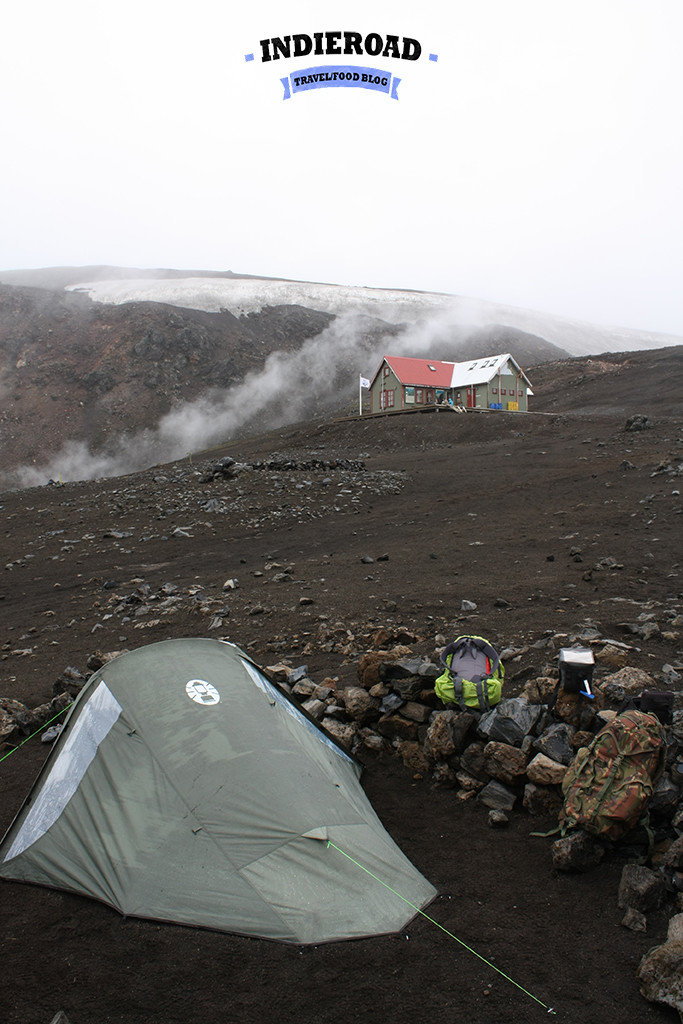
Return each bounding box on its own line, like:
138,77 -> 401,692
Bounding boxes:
5,307 -> 480,488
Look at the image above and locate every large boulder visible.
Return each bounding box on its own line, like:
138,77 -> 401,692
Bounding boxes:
478,698 -> 543,746
424,710 -> 475,760
532,722 -> 576,765
321,718 -> 358,750
523,782 -> 563,816
598,666 -> 656,703
478,779 -> 517,811
397,741 -> 432,776
618,864 -> 666,914
376,714 -> 419,742
0,697 -> 39,743
379,657 -> 427,680
356,646 -> 413,687
552,830 -> 605,871
483,741 -> 529,786
637,940 -> 683,1019
521,676 -> 558,705
651,775 -> 682,819
459,742 -> 489,781
594,643 -> 630,670
663,837 -> 683,871
391,677 -> 426,701
342,686 -> 380,724
526,752 -> 567,786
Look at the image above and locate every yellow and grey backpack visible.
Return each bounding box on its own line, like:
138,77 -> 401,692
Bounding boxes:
435,635 -> 504,711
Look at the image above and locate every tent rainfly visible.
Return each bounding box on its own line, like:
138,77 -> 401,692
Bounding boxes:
0,638 -> 436,943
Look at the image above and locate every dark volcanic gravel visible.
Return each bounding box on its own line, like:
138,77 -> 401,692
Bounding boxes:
1,402 -> 682,1024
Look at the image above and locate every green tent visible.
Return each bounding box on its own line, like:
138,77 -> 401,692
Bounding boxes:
0,638 -> 435,943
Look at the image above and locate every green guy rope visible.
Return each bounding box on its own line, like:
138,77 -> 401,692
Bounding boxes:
327,840 -> 556,1015
0,703 -> 72,765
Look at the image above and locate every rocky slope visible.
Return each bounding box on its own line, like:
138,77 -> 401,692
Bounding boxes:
0,279 -> 566,484
3,265 -> 682,356
0,294 -> 682,1023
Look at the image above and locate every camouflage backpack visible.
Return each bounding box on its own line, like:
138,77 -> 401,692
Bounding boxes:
434,635 -> 504,712
559,709 -> 666,842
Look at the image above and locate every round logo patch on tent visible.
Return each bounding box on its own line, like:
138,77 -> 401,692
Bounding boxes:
185,679 -> 220,705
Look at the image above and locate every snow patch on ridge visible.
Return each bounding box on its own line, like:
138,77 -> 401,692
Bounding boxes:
66,276 -> 683,357
67,277 -> 453,319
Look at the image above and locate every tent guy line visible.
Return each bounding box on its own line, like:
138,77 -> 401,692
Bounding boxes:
327,840 -> 556,1015
0,704 -> 73,765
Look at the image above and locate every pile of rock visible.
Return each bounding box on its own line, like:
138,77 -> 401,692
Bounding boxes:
0,691 -> 71,746
267,642 -> 683,1016
4,637 -> 682,838
611,857 -> 683,1017
268,646 -> 683,838
3,635 -> 683,1015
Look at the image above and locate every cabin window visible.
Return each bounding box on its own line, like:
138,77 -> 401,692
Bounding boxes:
492,387 -> 498,394
416,388 -> 424,404
380,390 -> 394,408
383,366 -> 390,377
405,386 -> 415,404
426,389 -> 434,403
501,388 -> 506,395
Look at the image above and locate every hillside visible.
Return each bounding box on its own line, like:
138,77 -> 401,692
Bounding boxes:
0,283 -> 339,477
531,346 -> 683,418
0,280 -> 566,485
3,267 -> 682,487
1,356 -> 682,1022
2,265 -> 682,357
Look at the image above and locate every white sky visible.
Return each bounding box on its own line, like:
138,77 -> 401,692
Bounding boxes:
2,0 -> 682,336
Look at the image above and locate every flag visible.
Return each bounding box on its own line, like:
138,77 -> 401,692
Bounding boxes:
360,376 -> 370,389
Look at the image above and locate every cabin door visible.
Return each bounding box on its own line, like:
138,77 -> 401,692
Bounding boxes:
466,387 -> 476,408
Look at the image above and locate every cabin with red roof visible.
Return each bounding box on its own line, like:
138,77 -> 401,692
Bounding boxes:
367,353 -> 533,413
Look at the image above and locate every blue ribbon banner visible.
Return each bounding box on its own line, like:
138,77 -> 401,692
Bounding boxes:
281,65 -> 400,100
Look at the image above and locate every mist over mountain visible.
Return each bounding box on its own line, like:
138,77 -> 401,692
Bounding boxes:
0,267 -> 681,487
3,265 -> 682,356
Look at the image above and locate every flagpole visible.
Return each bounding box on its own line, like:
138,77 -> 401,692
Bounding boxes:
359,374 -> 370,414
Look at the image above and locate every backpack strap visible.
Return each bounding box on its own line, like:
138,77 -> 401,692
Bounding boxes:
453,669 -> 491,711
531,822 -> 569,839
640,811 -> 656,864
474,676 -> 490,711
440,642 -> 468,711
467,637 -> 501,682
439,636 -> 501,682
451,674 -> 466,712
547,678 -> 562,712
439,641 -> 459,672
